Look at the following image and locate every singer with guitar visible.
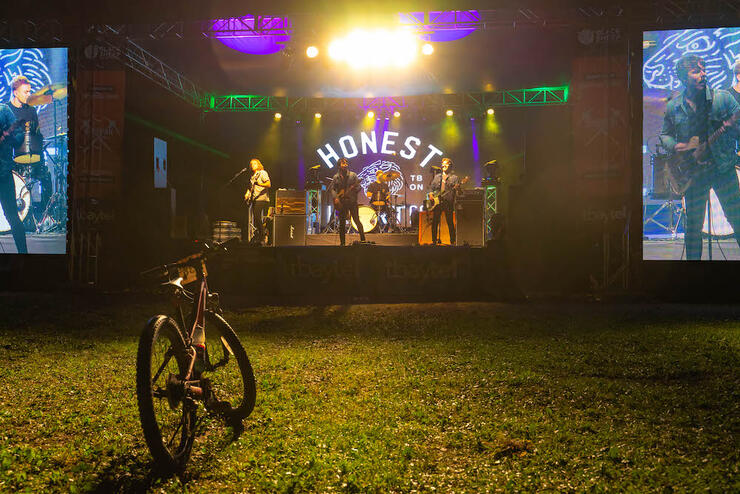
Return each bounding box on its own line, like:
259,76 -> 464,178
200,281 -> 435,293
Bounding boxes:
244,158 -> 271,246
330,157 -> 365,246
660,54 -> 740,260
428,157 -> 461,245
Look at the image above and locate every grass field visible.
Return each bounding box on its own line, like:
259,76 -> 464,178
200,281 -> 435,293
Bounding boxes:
0,294 -> 738,493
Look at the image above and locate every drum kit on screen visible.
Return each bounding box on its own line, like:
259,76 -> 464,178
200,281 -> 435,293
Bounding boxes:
0,83 -> 68,235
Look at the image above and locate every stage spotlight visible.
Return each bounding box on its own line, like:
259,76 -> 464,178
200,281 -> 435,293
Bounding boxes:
274,112 -> 282,120
367,110 -> 375,119
306,46 -> 319,58
422,43 -> 434,55
394,110 -> 401,118
486,108 -> 494,115
328,28 -> 418,69
446,109 -> 454,116
314,112 -> 322,119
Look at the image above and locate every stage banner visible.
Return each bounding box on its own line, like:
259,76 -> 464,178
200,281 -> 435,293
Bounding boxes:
572,28 -> 630,200
73,69 -> 126,229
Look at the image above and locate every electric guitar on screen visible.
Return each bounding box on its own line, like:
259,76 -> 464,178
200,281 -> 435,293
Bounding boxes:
665,110 -> 740,195
424,176 -> 469,211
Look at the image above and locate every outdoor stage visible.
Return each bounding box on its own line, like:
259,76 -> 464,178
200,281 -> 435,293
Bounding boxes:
210,241 -> 521,305
642,238 -> 740,261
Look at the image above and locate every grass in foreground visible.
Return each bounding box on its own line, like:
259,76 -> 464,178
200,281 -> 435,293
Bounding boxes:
0,295 -> 738,492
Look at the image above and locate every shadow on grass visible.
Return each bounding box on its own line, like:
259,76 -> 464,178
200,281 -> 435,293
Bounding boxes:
89,452 -> 174,493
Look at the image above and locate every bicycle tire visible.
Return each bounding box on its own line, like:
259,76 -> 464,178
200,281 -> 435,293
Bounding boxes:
203,311 -> 256,422
136,315 -> 196,471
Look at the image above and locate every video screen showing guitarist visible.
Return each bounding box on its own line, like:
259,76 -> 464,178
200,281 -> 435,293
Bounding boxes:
660,54 -> 740,260
244,158 -> 271,246
331,157 -> 366,246
0,78 -> 29,254
429,157 -> 460,245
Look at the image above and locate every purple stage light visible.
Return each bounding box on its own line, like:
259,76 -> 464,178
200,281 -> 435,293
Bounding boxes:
400,11 -> 479,43
210,16 -> 292,55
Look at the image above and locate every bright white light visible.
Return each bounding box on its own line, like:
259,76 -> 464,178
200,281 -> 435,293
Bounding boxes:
446,109 -> 454,116
393,111 -> 401,118
367,110 -> 375,119
486,108 -> 494,115
274,112 -> 282,120
421,43 -> 434,55
306,46 -> 319,58
315,112 -> 322,119
328,28 -> 419,69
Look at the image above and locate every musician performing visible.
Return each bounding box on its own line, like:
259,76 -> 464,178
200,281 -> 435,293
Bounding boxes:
244,158 -> 271,246
366,169 -> 399,233
428,157 -> 461,245
660,54 -> 740,260
331,157 -> 366,246
0,76 -> 37,253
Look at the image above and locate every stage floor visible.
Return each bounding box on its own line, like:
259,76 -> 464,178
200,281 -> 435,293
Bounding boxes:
643,238 -> 740,260
305,233 -> 422,246
0,233 -> 66,254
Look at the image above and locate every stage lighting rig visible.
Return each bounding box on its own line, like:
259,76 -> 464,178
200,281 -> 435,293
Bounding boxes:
482,159 -> 500,186
306,45 -> 319,58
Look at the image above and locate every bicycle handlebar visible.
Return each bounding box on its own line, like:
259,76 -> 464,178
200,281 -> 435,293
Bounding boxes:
139,237 -> 239,279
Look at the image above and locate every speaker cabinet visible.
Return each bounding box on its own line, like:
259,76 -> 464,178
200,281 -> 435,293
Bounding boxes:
274,214 -> 306,246
418,210 -> 454,245
456,198 -> 485,246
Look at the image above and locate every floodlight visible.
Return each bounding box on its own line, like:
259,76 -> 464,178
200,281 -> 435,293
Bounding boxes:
487,108 -> 494,115
422,43 -> 434,55
306,46 -> 319,58
274,112 -> 282,120
446,109 -> 454,116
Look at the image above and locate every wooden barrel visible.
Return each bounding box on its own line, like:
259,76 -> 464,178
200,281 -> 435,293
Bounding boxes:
212,220 -> 241,242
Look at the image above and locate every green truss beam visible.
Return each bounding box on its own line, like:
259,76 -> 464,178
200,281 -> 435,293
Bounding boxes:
201,86 -> 569,113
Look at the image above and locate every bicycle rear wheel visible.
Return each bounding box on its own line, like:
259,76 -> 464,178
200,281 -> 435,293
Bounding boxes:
203,311 -> 256,422
136,315 -> 196,471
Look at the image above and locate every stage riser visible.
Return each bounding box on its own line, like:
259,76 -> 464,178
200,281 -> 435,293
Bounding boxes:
210,245 -> 519,303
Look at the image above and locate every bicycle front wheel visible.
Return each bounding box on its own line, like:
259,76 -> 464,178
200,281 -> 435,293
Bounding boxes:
136,315 -> 196,471
203,311 -> 256,422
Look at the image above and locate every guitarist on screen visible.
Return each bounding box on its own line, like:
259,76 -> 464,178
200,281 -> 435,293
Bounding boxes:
660,54 -> 740,260
0,76 -> 30,253
428,157 -> 461,245
330,157 -> 365,246
244,158 -> 271,246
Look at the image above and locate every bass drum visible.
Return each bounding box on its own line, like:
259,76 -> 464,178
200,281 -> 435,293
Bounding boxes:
0,171 -> 31,233
350,205 -> 378,233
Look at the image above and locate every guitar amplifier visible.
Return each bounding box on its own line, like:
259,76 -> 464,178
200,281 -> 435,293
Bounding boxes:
456,198 -> 485,247
274,214 -> 306,246
275,189 -> 305,215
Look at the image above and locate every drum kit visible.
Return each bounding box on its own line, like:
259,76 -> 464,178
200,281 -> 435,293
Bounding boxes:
0,83 -> 68,234
350,170 -> 403,234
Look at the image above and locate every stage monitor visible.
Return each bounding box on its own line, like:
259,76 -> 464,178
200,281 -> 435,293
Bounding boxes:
0,47 -> 68,254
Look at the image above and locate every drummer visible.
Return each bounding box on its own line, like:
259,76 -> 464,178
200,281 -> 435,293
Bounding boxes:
366,170 -> 394,233
8,76 -> 50,222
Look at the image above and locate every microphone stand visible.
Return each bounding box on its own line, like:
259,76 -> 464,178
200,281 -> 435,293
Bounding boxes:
222,167 -> 249,190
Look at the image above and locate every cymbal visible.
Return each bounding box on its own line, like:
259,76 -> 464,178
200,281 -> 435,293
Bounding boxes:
52,87 -> 67,100
36,82 -> 66,95
382,170 -> 400,181
28,93 -> 52,106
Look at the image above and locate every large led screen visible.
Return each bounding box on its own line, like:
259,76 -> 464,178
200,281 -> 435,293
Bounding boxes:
0,48 -> 68,254
643,29 -> 740,260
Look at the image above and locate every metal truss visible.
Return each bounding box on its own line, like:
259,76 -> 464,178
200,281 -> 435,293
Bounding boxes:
305,189 -> 321,234
0,19 -> 66,44
202,86 -> 569,114
92,27 -> 203,107
484,186 -> 498,239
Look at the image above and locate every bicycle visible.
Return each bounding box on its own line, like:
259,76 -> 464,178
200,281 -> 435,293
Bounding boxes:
136,238 -> 256,471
